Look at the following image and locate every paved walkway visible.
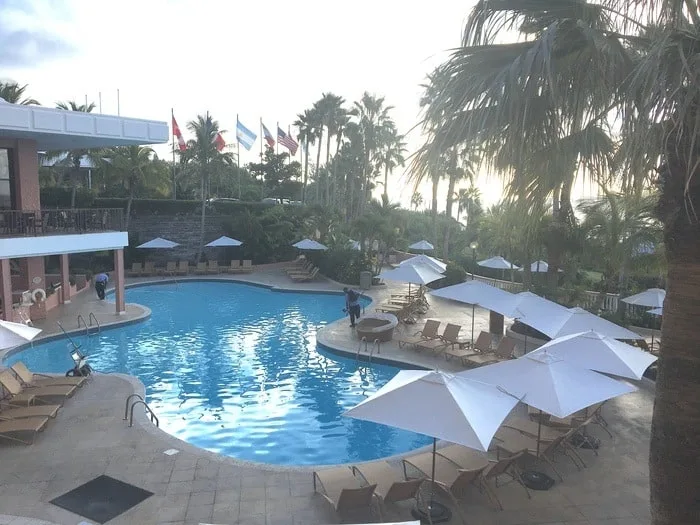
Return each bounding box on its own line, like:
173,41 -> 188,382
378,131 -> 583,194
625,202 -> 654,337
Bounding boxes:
0,265 -> 653,525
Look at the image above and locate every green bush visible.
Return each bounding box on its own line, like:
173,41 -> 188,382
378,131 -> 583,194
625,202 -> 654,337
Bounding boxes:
40,187 -> 95,208
314,249 -> 372,285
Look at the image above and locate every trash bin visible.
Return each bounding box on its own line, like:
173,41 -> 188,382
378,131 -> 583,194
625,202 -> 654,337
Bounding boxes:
359,271 -> 372,290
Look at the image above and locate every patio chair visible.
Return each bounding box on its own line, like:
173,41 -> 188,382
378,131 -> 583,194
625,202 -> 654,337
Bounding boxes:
176,261 -> 189,275
351,461 -> 425,514
160,261 -> 177,276
402,450 -> 487,523
444,330 -> 493,364
463,335 -> 510,367
287,264 -> 315,277
241,260 -> 253,272
395,319 -> 440,348
313,467 -> 379,521
142,261 -> 156,276
0,403 -> 60,420
225,260 -> 241,273
285,259 -> 310,274
0,371 -> 76,406
127,262 -> 143,277
0,416 -> 49,445
291,267 -> 319,282
194,262 -> 208,275
480,452 -> 530,510
207,261 -> 220,274
11,362 -> 87,388
415,324 -> 462,355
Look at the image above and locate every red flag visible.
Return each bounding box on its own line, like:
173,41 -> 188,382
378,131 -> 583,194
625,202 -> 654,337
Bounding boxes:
213,132 -> 226,152
172,115 -> 186,152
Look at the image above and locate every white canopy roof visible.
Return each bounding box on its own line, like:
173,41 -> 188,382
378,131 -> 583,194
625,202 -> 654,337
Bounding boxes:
478,256 -> 520,270
205,236 -> 243,247
622,288 -> 666,308
293,239 -> 328,250
399,254 -> 447,273
344,370 -> 519,452
378,262 -> 445,285
408,240 -> 434,251
0,102 -> 168,150
136,237 -> 180,249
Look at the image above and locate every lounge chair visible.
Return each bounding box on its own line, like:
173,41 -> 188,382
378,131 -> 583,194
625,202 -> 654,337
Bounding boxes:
402,449 -> 487,523
287,264 -> 315,277
225,260 -> 241,273
207,261 -> 219,274
194,262 -> 208,275
415,324 -> 462,354
127,262 -> 142,277
142,261 -> 156,276
0,403 -> 60,420
11,362 -> 87,388
240,260 -> 253,273
0,371 -> 76,406
291,267 -> 319,282
351,461 -> 424,514
0,417 -> 49,445
444,331 -> 492,364
313,467 -> 379,521
395,319 -> 440,348
463,335 -> 517,367
176,261 -> 189,275
160,261 -> 177,276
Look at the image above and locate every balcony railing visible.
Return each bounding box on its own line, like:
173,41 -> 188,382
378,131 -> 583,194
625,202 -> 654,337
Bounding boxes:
0,208 -> 124,237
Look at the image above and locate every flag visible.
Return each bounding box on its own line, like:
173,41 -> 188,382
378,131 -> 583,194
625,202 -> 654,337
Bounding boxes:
277,126 -> 299,155
213,132 -> 226,152
236,119 -> 257,151
261,122 -> 275,148
172,115 -> 186,152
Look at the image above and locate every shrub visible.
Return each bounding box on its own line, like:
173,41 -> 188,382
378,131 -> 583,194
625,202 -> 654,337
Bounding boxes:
314,249 -> 372,285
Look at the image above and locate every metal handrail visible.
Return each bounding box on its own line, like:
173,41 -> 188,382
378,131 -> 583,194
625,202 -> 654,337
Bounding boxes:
56,321 -> 82,351
124,394 -> 144,420
88,312 -> 100,334
77,314 -> 88,336
356,336 -> 368,361
124,394 -> 159,427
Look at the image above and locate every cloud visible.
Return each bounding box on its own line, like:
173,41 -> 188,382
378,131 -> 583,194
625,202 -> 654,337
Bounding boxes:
0,1 -> 75,66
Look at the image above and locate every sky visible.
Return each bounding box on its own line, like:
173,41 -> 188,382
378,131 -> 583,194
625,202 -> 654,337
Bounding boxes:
0,0 -> 599,211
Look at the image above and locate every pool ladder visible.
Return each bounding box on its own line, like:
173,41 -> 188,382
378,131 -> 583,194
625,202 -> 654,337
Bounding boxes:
355,337 -> 381,364
124,394 -> 160,428
77,313 -> 100,336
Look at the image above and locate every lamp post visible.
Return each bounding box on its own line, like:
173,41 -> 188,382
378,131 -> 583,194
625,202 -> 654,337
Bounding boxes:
469,242 -> 478,280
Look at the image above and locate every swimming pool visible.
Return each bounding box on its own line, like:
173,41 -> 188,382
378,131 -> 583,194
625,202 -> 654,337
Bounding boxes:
6,281 -> 432,465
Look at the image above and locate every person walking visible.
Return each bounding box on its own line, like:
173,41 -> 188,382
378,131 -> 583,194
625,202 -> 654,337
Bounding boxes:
343,287 -> 362,328
94,272 -> 109,300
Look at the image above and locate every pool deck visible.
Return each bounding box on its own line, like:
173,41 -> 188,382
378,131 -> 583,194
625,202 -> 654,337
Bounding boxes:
0,264 -> 653,525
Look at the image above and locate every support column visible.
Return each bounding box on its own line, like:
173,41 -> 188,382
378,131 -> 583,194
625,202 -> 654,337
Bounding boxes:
18,256 -> 46,320
114,249 -> 125,314
0,259 -> 12,321
59,254 -> 71,304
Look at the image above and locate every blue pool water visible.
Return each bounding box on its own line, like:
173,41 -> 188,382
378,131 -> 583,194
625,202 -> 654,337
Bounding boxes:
5,282 -> 431,465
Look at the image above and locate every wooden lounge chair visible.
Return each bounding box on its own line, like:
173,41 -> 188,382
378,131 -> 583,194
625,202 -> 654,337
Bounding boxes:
444,331 -> 492,364
160,261 -> 177,276
403,449 -> 487,523
240,259 -> 253,273
225,260 -> 241,273
0,371 -> 76,406
0,403 -> 60,420
313,467 -> 379,521
351,461 -> 425,514
0,417 -> 49,445
207,261 -> 219,274
287,264 -> 315,277
194,262 -> 208,275
142,261 -> 156,276
395,319 -> 440,348
176,261 -> 189,275
127,262 -> 142,277
463,335 -> 517,367
291,267 -> 319,282
11,362 -> 87,388
415,324 -> 462,354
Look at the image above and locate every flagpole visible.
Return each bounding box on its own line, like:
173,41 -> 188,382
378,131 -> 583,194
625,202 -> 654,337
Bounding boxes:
237,114 -> 242,200
171,108 -> 176,200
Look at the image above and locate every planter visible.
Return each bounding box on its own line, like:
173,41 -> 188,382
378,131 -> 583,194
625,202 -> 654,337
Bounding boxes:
356,313 -> 399,343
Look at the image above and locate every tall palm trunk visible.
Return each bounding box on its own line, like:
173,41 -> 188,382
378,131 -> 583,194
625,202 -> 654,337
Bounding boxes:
302,146 -> 310,203
125,179 -> 134,231
315,130 -> 323,202
443,172 -> 457,261
324,132 -> 332,206
649,146 -> 700,525
431,174 -> 439,245
333,133 -> 343,208
546,177 -> 573,289
383,162 -> 389,204
196,164 -> 207,264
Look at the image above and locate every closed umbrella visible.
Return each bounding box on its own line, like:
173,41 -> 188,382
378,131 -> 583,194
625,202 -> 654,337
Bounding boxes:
0,320 -> 42,350
408,240 -> 434,252
398,254 -> 447,273
461,352 -> 637,454
292,238 -> 328,251
623,288 -> 665,348
136,237 -> 180,249
529,330 -> 657,380
345,370 -> 519,522
205,236 -> 243,247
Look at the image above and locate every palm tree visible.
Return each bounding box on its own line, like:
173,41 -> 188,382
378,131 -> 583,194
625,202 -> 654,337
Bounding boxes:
49,101 -> 98,207
104,146 -> 155,230
315,93 -> 345,206
0,81 -> 39,105
294,109 -> 315,203
375,125 -> 407,204
443,147 -> 476,260
457,185 -> 481,225
423,1 -> 700,522
327,99 -> 350,207
411,191 -> 423,210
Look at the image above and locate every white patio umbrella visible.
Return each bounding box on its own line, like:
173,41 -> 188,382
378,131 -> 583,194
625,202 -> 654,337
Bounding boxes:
408,240 -> 434,252
429,280 -> 515,345
205,236 -> 243,247
377,262 -> 444,295
477,256 -> 520,270
0,320 -> 42,350
551,307 -> 640,340
292,238 -> 328,251
399,254 -> 447,273
345,370 -> 520,519
347,239 -> 361,251
461,352 -> 637,453
622,288 -> 666,308
517,260 -> 563,273
136,237 -> 180,249
529,330 -> 658,380
648,307 -> 663,316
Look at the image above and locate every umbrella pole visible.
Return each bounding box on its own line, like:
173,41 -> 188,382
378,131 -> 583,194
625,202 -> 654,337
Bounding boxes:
471,303 -> 475,347
430,436 -> 437,518
536,409 -> 543,456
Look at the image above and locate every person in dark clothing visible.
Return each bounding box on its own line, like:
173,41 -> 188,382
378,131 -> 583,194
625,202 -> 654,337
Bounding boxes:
343,287 -> 362,327
94,272 -> 108,300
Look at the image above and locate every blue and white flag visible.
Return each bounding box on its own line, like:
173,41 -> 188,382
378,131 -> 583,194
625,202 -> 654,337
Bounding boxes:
236,119 -> 257,151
